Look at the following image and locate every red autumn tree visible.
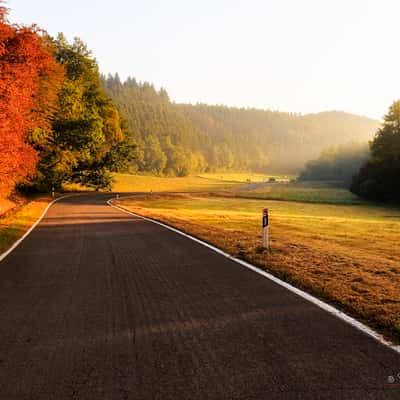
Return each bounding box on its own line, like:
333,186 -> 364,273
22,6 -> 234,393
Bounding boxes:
0,4 -> 63,197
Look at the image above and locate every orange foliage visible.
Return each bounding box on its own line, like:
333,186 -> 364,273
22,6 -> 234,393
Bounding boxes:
0,6 -> 63,196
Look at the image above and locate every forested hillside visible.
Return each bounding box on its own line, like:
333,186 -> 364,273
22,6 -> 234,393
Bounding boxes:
103,74 -> 379,175
102,75 -> 207,176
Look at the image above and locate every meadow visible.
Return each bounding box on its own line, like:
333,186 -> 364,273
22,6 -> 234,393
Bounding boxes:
111,173 -> 245,193
111,173 -> 364,205
198,172 -> 294,183
116,189 -> 400,342
0,196 -> 51,254
231,181 -> 367,204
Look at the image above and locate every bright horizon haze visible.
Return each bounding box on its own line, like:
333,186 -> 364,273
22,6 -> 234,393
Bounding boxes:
8,0 -> 400,120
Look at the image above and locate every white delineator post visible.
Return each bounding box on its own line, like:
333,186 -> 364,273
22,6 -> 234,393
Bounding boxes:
51,187 -> 55,198
262,208 -> 269,249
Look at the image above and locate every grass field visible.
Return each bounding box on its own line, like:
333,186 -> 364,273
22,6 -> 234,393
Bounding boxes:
65,172 -> 295,194
112,174 -> 362,206
198,173 -> 294,183
231,181 -> 366,204
0,197 -> 17,216
0,196 -> 51,254
116,193 -> 400,342
112,173 -> 248,193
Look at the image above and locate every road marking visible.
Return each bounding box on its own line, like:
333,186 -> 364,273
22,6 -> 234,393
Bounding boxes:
0,195 -> 74,263
108,197 -> 400,355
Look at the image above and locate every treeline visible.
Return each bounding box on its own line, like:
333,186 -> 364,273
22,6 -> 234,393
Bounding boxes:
298,142 -> 370,186
351,101 -> 400,202
101,75 -> 207,176
0,5 -> 62,196
0,6 -> 132,198
298,100 -> 400,203
103,74 -> 378,175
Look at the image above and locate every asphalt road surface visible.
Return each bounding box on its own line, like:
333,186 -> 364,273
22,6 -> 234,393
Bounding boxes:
0,194 -> 399,399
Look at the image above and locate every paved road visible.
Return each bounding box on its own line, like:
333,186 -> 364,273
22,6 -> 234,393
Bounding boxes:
0,194 -> 399,399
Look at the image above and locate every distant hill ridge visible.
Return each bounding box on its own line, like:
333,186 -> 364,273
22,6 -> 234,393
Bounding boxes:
102,74 -> 379,175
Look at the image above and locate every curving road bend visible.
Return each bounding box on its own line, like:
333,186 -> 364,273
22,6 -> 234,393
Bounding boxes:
0,193 -> 399,399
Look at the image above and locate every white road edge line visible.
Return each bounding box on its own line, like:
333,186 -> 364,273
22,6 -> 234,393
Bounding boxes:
0,194 -> 74,263
108,196 -> 400,355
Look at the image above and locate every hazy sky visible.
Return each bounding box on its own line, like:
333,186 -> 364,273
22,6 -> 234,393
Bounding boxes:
8,0 -> 400,120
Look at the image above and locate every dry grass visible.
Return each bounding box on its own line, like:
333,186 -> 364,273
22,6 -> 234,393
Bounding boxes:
0,196 -> 51,254
64,172 -> 294,193
0,197 -> 17,216
198,172 -> 294,183
111,173 -> 247,193
116,193 -> 400,342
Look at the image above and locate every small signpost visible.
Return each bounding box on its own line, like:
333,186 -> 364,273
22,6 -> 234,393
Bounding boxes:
262,208 -> 269,249
51,187 -> 55,198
